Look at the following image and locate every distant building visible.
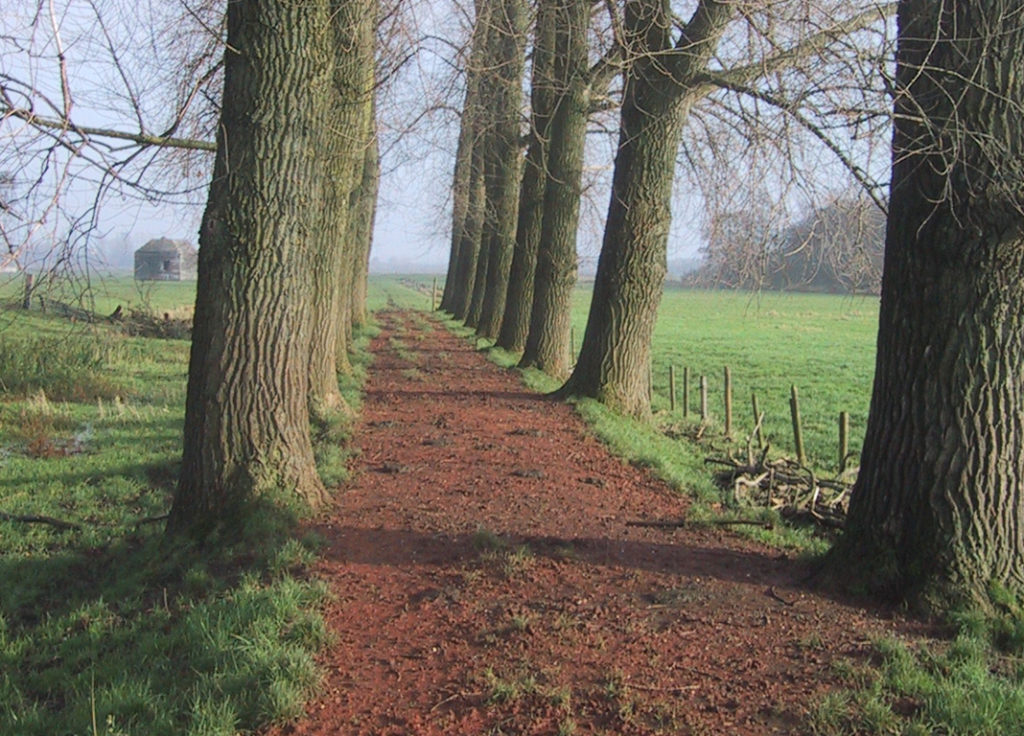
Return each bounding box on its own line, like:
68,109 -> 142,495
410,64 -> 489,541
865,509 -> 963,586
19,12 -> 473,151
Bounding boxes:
134,238 -> 197,281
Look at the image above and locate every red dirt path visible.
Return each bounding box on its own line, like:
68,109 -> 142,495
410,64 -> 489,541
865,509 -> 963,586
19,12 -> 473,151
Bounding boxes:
270,310 -> 917,735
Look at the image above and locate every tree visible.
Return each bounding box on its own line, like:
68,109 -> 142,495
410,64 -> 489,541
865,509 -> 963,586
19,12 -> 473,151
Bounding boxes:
558,0 -> 891,416
516,0 -> 593,376
696,194 -> 885,294
445,0 -> 493,320
556,0 -> 734,414
0,1 -> 220,276
840,0 -> 1024,609
350,103 -> 380,331
467,0 -> 527,338
308,0 -> 378,418
493,0 -> 558,353
167,0 -> 334,534
441,0 -> 488,315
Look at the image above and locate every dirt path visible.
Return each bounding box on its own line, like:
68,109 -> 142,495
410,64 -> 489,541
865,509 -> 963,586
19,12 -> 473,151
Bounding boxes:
271,310 -> 915,736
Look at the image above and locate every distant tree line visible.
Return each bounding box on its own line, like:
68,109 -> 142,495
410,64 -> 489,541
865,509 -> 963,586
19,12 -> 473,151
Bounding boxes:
687,196 -> 886,295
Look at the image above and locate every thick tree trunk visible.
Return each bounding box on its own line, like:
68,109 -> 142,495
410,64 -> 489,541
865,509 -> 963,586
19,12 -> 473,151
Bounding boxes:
474,0 -> 526,339
495,0 -> 556,353
518,0 -> 589,376
350,112 -> 379,331
840,0 -> 1024,609
169,0 -> 331,535
308,0 -> 375,413
557,0 -> 733,415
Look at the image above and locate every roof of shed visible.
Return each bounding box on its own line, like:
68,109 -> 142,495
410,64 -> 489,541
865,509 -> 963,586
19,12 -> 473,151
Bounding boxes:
136,237 -> 197,255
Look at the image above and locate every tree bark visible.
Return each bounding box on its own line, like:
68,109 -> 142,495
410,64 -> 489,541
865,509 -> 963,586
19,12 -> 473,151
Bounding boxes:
443,0 -> 492,314
451,142 -> 486,321
308,0 -> 376,415
557,0 -> 734,415
840,0 -> 1024,609
350,109 -> 379,331
495,0 -> 556,353
168,0 -> 331,535
474,0 -> 527,340
518,0 -> 589,376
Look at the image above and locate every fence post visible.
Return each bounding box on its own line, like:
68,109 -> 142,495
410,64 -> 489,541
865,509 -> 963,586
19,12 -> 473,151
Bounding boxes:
431,277 -> 437,310
683,367 -> 690,418
22,273 -> 33,310
700,375 -> 708,421
839,411 -> 850,473
751,392 -> 764,449
790,385 -> 806,466
724,366 -> 733,438
669,365 -> 677,413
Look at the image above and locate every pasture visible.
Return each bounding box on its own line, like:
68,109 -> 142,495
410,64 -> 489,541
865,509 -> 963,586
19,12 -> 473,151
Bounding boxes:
0,274 -> 425,735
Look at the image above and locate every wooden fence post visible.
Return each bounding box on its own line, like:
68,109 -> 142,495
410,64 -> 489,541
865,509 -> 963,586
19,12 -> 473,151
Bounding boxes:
683,367 -> 690,418
669,366 -> 676,413
839,411 -> 850,473
790,385 -> 806,466
700,375 -> 708,421
723,366 -> 733,438
751,392 -> 764,448
22,273 -> 33,310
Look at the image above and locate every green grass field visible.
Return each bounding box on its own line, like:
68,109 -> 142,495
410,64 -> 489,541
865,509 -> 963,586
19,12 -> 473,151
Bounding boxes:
3,271 -> 1020,735
568,285 -> 879,473
0,274 -> 425,736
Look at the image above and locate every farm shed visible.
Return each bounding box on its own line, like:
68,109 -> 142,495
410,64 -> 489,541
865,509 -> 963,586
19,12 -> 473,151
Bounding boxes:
134,238 -> 198,281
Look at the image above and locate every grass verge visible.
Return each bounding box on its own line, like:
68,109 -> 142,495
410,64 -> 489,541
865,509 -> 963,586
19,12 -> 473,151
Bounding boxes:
0,277 -> 419,735
809,611 -> 1024,735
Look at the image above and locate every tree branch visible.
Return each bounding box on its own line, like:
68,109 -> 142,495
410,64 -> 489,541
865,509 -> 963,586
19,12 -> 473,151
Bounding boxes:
2,104 -> 216,152
704,4 -> 894,91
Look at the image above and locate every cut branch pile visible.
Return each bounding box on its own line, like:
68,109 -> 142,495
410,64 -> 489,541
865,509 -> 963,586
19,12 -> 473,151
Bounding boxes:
704,451 -> 851,530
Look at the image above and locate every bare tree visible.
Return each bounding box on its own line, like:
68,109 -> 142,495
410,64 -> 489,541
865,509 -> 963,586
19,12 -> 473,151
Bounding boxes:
0,0 -> 221,279
558,0 -> 894,416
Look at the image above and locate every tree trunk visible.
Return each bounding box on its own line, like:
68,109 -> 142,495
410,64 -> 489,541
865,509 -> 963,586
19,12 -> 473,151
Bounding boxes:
557,0 -> 733,415
840,0 -> 1024,610
308,0 -> 375,414
350,110 -> 379,331
495,0 -> 556,353
451,140 -> 486,321
464,191 -> 491,329
474,0 -> 527,340
168,0 -> 331,535
518,0 -> 589,376
443,0 -> 492,314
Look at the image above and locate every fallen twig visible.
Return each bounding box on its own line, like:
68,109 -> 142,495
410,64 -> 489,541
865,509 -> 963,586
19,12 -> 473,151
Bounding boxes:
766,586 -> 796,607
131,514 -> 169,528
0,510 -> 81,530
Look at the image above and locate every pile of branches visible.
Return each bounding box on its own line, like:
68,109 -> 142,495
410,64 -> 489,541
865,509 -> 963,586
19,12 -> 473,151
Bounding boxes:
113,307 -> 192,339
705,443 -> 852,530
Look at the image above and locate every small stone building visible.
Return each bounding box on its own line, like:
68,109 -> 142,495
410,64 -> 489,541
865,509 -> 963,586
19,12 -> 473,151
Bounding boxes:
134,238 -> 198,281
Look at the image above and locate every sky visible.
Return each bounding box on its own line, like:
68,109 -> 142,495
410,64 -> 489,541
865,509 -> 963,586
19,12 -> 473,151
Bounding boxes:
1,0 -> 718,279
2,0 -> 890,279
